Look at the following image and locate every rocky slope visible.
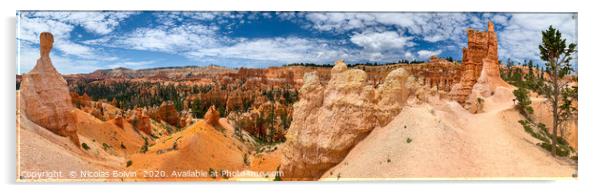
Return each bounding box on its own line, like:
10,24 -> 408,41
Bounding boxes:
321,89 -> 575,179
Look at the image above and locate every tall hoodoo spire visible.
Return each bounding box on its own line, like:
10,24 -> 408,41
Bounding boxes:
19,32 -> 79,146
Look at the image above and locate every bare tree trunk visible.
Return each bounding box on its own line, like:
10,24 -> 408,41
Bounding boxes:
551,99 -> 558,157
551,61 -> 559,157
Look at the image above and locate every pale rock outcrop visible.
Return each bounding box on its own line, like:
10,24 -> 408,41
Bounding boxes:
280,60 -> 411,180
376,67 -> 411,125
466,57 -> 512,113
19,32 -> 79,145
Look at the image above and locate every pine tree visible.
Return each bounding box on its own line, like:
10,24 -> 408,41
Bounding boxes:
538,25 -> 577,156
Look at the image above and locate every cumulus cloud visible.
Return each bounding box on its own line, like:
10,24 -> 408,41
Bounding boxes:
302,13 -> 475,44
497,13 -> 577,65
17,11 -> 578,73
417,49 -> 442,60
17,42 -> 106,75
350,31 -> 413,51
187,37 -> 347,65
23,11 -> 136,35
92,24 -> 221,53
17,11 -> 133,60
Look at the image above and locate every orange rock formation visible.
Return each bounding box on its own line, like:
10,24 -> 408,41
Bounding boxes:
280,60 -> 411,180
204,105 -> 221,127
19,32 -> 79,145
451,21 -> 503,103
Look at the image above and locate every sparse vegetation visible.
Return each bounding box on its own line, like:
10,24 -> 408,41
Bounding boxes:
518,120 -> 574,157
519,120 -> 549,143
406,138 -> 413,143
171,137 -> 182,150
102,143 -> 111,151
513,87 -> 534,119
273,166 -> 282,181
126,160 -> 132,167
81,143 -> 90,151
243,154 -> 250,166
139,137 -> 149,153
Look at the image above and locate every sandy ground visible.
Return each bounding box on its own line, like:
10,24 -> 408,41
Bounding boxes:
321,88 -> 576,180
74,109 -> 146,157
127,119 -> 251,181
17,113 -> 122,182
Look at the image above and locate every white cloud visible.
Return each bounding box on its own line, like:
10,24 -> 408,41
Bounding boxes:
17,11 -> 134,61
302,12 -> 577,66
17,16 -> 73,43
349,30 -> 415,61
17,42 -> 105,75
350,31 -> 413,51
23,11 -> 136,35
108,60 -> 156,69
497,13 -> 577,65
417,49 -> 442,60
404,52 -> 415,60
18,12 -> 578,73
302,12 -> 474,44
187,37 -> 347,65
54,41 -> 95,58
91,24 -> 221,53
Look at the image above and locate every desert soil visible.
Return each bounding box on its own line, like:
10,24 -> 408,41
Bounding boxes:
321,88 -> 576,180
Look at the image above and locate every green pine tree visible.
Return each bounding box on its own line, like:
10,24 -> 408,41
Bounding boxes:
538,25 -> 577,156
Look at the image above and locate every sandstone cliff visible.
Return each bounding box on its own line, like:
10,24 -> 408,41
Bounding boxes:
280,60 -> 411,180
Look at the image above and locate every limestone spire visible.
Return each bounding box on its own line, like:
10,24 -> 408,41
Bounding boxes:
488,21 -> 495,32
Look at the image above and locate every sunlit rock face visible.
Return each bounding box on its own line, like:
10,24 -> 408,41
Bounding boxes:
451,21 -> 503,104
280,60 -> 411,180
19,32 -> 79,145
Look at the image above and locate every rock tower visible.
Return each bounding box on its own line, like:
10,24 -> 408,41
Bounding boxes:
450,21 -> 502,103
19,32 -> 79,145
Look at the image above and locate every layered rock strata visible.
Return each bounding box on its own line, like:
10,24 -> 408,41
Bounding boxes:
450,21 -> 502,104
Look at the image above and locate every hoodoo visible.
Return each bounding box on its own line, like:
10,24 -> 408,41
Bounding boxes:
450,21 -> 509,104
19,32 -> 79,145
280,60 -> 411,180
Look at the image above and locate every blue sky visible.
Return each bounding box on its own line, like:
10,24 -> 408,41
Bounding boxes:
17,11 -> 577,74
